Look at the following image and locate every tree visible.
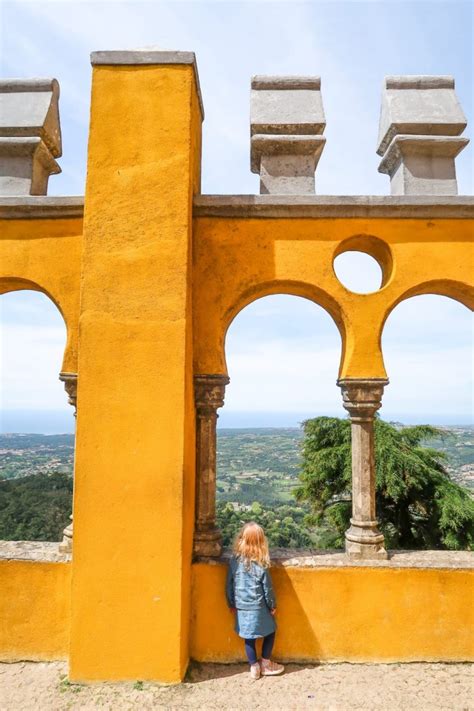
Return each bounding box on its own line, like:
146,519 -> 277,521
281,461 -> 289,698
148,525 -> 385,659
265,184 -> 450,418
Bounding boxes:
0,472 -> 72,541
295,416 -> 474,550
216,501 -> 313,548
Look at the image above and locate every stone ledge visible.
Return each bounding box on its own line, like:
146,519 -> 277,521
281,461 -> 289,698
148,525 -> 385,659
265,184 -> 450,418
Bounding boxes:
1,540 -> 471,568
0,196 -> 84,219
196,548 -> 474,569
2,195 -> 473,220
0,540 -> 70,563
194,195 -> 474,219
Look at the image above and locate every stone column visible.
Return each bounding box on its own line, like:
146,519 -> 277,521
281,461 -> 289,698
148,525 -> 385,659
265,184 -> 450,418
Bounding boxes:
58,372 -> 77,554
193,374 -> 229,557
338,378 -> 388,560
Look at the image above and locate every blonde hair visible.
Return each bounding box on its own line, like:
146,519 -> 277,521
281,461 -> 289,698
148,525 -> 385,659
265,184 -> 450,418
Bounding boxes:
233,521 -> 270,569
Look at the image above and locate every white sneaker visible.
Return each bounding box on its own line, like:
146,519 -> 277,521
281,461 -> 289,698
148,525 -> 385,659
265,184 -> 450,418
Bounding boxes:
261,658 -> 284,676
250,662 -> 261,680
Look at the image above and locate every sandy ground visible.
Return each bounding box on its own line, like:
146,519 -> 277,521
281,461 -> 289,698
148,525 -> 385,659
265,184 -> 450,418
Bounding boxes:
1,661 -> 472,711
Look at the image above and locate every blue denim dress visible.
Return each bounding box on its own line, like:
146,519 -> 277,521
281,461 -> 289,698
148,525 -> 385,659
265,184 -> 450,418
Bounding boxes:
225,555 -> 277,639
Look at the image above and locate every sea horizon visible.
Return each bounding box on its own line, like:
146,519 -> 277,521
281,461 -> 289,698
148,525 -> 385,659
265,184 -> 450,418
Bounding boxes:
0,409 -> 472,435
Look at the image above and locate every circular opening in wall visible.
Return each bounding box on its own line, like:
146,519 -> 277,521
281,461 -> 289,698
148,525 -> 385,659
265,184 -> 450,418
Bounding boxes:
333,251 -> 384,294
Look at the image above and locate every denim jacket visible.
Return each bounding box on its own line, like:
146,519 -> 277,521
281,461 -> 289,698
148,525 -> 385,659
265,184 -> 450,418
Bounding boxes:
225,555 -> 276,611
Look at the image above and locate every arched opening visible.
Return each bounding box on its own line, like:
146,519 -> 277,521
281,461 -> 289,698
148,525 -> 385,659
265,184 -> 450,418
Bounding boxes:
379,293 -> 473,549
0,290 -> 74,542
216,294 -> 344,549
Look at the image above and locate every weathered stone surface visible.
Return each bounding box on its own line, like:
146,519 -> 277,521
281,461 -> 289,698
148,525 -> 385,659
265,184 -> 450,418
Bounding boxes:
338,378 -> 389,560
377,75 -> 469,195
58,373 -> 77,553
250,75 -> 326,194
0,540 -> 70,562
251,75 -> 325,136
377,75 -> 467,157
378,135 -> 469,196
193,194 -> 474,218
0,79 -> 62,195
1,194 -> 473,220
193,374 -> 229,558
198,548 -> 474,569
2,540 -> 471,569
0,79 -> 62,155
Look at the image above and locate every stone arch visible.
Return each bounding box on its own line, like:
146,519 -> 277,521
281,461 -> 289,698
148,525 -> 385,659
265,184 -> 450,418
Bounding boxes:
0,276 -> 76,375
220,279 -> 346,378
381,278 -> 474,337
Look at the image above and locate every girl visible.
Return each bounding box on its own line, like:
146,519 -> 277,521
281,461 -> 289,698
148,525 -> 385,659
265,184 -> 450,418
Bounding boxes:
225,521 -> 285,680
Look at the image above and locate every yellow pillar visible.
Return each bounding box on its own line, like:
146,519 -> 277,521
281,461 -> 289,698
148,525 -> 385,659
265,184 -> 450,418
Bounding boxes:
69,50 -> 202,682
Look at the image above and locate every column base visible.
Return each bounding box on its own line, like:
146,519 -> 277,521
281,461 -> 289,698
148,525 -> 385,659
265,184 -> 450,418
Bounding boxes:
345,519 -> 388,560
193,527 -> 223,558
59,515 -> 73,554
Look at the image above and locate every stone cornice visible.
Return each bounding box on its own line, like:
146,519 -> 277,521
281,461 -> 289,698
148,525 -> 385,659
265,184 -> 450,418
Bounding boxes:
2,195 -> 474,220
0,196 -> 84,219
193,195 -> 474,219
195,548 -> 474,570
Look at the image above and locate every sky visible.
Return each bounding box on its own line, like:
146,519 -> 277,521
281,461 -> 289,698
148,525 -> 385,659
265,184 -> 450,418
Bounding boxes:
0,0 -> 473,432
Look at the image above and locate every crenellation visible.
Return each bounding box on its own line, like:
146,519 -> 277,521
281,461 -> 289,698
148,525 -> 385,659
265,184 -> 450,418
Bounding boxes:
0,78 -> 62,196
377,74 -> 469,195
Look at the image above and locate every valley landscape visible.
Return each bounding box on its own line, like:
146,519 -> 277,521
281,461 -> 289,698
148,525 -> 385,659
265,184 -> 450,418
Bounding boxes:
0,424 -> 472,546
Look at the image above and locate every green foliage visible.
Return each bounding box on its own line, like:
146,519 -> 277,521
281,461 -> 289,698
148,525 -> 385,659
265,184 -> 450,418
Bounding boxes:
296,416 -> 474,550
217,501 -> 313,548
0,472 -> 72,541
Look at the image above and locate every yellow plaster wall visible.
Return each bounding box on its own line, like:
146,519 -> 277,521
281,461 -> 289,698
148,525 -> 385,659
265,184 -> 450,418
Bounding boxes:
0,217 -> 83,373
69,63 -> 201,683
192,217 -> 474,378
0,560 -> 71,661
191,562 -> 474,663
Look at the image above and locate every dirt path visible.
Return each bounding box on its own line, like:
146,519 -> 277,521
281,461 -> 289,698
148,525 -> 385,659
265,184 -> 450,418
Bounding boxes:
1,661 -> 472,710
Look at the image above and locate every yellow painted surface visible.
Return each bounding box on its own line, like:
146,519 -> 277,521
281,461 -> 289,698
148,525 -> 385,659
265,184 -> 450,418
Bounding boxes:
0,217 -> 83,372
0,560 -> 71,661
69,63 -> 201,683
193,217 -> 474,377
191,563 -> 474,662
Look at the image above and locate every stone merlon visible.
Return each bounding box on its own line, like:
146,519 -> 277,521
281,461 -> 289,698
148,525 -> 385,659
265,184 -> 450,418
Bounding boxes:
377,74 -> 469,196
0,78 -> 62,195
250,75 -> 326,195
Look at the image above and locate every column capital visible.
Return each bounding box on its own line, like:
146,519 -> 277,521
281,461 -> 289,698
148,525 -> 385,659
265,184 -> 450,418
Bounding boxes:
194,374 -> 230,415
59,371 -> 78,414
337,378 -> 388,421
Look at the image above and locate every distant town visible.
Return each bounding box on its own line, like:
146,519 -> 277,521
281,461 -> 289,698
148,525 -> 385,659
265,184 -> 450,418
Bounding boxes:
1,424 -> 472,492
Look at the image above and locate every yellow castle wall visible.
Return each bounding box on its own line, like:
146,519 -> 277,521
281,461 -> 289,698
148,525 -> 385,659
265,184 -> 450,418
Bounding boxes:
2,559 -> 472,664
0,217 -> 83,373
0,560 -> 71,661
191,562 -> 474,663
193,216 -> 474,379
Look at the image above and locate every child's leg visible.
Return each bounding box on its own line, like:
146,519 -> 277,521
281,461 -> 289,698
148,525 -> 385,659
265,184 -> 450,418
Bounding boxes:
244,638 -> 258,665
261,632 -> 284,675
261,632 -> 275,660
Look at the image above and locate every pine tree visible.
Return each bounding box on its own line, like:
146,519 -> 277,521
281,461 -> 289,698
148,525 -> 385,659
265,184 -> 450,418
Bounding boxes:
295,416 -> 474,550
